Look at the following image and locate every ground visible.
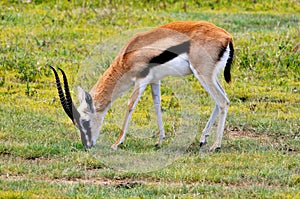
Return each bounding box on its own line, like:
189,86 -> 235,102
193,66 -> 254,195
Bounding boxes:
0,1 -> 299,198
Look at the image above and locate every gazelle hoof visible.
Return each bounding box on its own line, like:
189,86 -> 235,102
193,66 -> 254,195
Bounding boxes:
111,144 -> 118,150
200,141 -> 207,147
155,136 -> 165,148
155,143 -> 162,148
209,146 -> 221,152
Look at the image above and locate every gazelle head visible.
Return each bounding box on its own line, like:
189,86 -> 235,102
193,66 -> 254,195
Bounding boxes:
50,66 -> 99,149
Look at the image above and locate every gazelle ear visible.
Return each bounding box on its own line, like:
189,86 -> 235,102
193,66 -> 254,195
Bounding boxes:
77,86 -> 86,104
77,86 -> 95,113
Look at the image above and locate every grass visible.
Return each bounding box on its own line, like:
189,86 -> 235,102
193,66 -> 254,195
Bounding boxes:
0,0 -> 300,198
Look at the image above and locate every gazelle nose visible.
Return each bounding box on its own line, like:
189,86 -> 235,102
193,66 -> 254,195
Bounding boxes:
85,140 -> 95,149
90,140 -> 96,148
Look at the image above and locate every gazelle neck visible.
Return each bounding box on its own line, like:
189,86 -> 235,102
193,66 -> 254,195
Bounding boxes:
89,56 -> 133,113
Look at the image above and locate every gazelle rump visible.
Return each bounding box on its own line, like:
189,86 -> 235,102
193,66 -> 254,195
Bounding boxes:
50,21 -> 234,151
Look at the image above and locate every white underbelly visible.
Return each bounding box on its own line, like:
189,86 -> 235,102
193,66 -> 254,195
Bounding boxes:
149,53 -> 192,82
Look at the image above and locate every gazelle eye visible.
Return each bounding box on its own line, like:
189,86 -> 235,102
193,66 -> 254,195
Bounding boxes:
82,120 -> 90,129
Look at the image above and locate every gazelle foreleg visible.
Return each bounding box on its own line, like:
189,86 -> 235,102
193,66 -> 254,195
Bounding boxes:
111,81 -> 148,150
150,81 -> 165,147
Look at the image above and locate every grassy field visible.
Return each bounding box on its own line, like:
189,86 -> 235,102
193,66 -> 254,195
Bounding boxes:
0,0 -> 299,198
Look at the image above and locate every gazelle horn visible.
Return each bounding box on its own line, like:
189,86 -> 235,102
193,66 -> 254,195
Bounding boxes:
49,66 -> 80,123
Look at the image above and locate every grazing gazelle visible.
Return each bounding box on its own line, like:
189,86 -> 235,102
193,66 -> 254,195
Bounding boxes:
50,21 -> 234,151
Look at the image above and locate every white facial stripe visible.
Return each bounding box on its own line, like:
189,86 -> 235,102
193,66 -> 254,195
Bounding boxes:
77,119 -> 93,147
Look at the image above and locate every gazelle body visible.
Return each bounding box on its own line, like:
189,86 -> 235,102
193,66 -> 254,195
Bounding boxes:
50,21 -> 234,151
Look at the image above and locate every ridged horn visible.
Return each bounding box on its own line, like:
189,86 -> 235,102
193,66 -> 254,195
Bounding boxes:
49,66 -> 75,122
58,68 -> 75,112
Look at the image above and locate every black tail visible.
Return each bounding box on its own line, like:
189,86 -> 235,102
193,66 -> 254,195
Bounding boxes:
224,41 -> 234,83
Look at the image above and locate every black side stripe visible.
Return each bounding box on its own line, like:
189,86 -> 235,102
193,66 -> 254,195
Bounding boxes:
140,40 -> 190,77
149,40 -> 190,66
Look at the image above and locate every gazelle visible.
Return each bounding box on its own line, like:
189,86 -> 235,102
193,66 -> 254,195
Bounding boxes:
50,21 -> 234,151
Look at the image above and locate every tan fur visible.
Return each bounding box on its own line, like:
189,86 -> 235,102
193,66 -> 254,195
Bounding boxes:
91,21 -> 233,113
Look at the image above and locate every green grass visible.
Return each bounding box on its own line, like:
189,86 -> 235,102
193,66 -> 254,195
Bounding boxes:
0,0 -> 300,198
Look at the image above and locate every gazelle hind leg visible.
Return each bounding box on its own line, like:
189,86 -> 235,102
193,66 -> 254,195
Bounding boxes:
150,82 -> 165,146
203,79 -> 229,151
189,64 -> 229,151
209,80 -> 229,151
200,104 -> 219,147
111,81 -> 148,150
200,79 -> 228,146
189,64 -> 219,147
